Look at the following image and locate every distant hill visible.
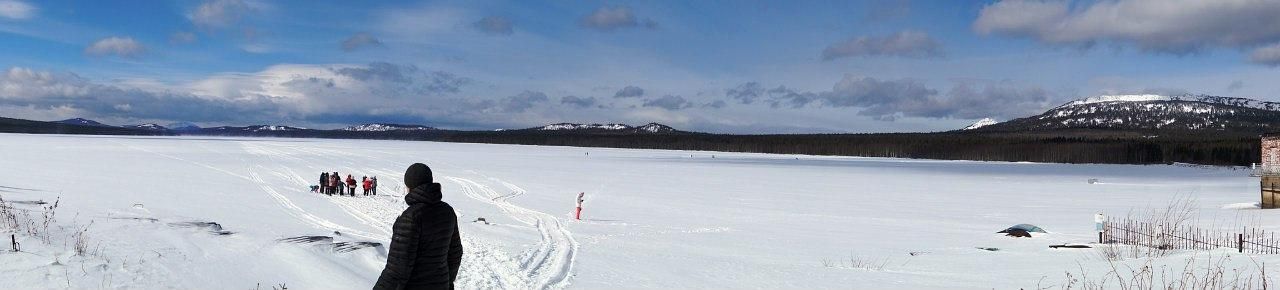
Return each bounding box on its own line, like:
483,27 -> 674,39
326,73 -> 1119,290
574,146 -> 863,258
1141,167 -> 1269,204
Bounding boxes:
205,125 -> 307,133
167,122 -> 201,131
516,122 -> 684,134
962,118 -> 997,130
125,123 -> 168,131
0,117 -> 163,136
1,98 -> 1271,166
342,123 -> 437,132
56,118 -> 112,127
971,94 -> 1280,134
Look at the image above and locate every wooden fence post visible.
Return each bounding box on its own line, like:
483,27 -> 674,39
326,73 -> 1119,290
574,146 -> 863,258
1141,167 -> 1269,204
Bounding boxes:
1240,233 -> 1245,253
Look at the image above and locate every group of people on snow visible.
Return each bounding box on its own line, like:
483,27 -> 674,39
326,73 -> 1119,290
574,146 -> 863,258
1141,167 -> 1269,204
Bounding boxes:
315,172 -> 378,196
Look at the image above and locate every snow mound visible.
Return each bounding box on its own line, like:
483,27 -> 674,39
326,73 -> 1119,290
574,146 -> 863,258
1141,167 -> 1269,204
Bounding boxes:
1222,202 -> 1261,210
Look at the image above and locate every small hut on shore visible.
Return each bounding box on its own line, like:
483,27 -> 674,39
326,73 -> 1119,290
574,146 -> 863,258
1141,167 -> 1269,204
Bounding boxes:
1260,133 -> 1280,208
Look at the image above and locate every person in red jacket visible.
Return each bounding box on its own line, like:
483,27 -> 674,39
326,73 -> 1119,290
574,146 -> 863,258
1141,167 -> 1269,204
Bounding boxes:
362,176 -> 372,196
346,175 -> 357,196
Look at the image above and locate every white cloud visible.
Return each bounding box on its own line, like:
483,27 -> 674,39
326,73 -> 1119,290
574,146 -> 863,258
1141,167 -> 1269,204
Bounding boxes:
974,0 -> 1280,56
580,6 -> 656,32
0,67 -> 281,122
341,32 -> 383,52
1250,43 -> 1280,66
240,43 -> 271,54
0,0 -> 35,20
84,37 -> 146,58
822,30 -> 943,60
188,0 -> 263,29
378,5 -> 469,38
170,31 -> 197,44
473,16 -> 513,35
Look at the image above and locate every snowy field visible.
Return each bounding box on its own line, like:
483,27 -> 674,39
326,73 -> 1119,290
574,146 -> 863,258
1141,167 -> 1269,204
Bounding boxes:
1,133 -> 1279,289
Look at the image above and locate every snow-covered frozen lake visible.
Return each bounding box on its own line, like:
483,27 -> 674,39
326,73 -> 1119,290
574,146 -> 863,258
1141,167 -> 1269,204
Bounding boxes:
1,133 -> 1277,289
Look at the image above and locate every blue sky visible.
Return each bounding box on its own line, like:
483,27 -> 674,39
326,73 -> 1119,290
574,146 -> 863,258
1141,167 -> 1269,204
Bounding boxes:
2,0 -> 1280,133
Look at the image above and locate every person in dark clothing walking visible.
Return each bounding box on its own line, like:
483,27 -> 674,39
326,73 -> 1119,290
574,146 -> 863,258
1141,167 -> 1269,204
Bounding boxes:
320,172 -> 329,193
330,172 -> 341,195
371,176 -> 378,195
374,163 -> 462,290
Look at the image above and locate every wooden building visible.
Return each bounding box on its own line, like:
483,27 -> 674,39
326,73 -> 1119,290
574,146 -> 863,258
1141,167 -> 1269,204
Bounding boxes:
1262,133 -> 1280,208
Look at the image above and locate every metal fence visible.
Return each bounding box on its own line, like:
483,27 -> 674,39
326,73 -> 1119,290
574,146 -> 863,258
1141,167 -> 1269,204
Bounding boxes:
1104,220 -> 1280,254
1252,163 -> 1280,177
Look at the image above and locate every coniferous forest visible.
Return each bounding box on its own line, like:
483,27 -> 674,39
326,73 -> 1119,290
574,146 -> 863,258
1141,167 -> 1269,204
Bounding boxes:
1,116 -> 1262,166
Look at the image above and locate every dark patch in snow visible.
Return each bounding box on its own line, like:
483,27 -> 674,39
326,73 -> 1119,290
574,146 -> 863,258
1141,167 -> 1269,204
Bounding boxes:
107,216 -> 160,222
278,236 -> 334,244
277,235 -> 382,253
169,221 -> 234,235
332,241 -> 382,253
0,185 -> 42,192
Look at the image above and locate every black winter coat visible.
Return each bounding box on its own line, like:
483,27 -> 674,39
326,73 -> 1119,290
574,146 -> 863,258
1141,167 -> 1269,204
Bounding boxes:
374,183 -> 463,290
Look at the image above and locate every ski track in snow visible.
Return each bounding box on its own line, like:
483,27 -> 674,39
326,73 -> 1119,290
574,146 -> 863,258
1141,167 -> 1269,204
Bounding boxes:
248,165 -> 381,240
241,141 -> 577,289
447,176 -> 579,290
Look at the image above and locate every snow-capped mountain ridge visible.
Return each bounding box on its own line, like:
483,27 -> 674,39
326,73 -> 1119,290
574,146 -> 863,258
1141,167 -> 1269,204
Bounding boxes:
525,122 -> 682,134
538,123 -> 632,131
167,122 -> 201,131
342,123 -> 436,132
125,123 -> 168,131
207,125 -> 306,132
1056,94 -> 1280,111
636,123 -> 676,133
56,118 -> 112,127
962,118 -> 998,130
976,94 -> 1280,132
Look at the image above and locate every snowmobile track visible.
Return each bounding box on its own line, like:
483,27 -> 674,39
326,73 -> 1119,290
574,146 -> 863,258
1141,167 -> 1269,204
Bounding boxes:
446,176 -> 578,290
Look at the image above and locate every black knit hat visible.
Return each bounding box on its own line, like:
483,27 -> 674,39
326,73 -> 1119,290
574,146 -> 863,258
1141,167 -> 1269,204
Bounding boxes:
404,163 -> 433,188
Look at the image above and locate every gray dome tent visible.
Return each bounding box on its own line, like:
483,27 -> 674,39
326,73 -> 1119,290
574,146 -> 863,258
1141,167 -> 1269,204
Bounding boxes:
998,224 -> 1046,234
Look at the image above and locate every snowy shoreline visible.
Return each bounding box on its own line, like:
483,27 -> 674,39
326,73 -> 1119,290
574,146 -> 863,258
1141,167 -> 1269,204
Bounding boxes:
1,133 -> 1275,289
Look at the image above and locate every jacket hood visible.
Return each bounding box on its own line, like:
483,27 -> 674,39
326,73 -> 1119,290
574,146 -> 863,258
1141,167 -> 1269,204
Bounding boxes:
406,182 -> 443,205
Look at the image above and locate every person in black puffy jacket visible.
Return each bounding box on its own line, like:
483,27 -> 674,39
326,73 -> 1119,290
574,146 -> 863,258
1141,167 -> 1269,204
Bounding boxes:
374,163 -> 462,290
